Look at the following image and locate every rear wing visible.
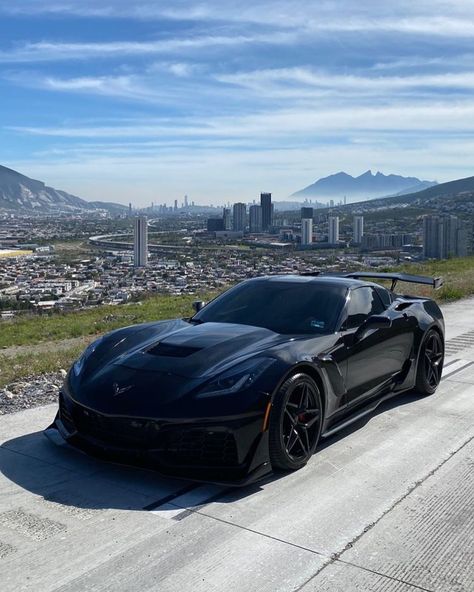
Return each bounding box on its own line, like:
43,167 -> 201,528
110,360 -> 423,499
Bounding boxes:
343,272 -> 444,292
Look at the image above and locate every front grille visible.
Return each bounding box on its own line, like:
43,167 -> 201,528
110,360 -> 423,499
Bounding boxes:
163,429 -> 238,467
68,401 -> 239,467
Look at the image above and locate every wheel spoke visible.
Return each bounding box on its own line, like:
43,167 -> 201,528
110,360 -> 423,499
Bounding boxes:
299,384 -> 308,408
286,428 -> 299,454
284,409 -> 297,426
304,414 -> 320,428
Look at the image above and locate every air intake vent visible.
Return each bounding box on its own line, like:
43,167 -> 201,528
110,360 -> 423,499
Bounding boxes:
147,342 -> 201,357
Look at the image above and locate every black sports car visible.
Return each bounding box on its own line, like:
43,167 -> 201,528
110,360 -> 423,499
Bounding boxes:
47,272 -> 445,485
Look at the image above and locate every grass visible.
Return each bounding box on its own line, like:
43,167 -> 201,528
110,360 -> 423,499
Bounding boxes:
0,345 -> 87,388
387,256 -> 474,301
0,293 -> 216,349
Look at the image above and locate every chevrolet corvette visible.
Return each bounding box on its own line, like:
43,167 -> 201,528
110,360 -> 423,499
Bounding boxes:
46,272 -> 445,485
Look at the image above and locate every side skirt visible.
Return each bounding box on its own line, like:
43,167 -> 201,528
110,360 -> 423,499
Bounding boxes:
320,387 -> 405,439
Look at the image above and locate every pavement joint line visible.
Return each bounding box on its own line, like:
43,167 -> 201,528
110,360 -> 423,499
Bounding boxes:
142,483 -> 200,511
443,358 -> 459,368
442,360 -> 474,380
440,359 -> 472,380
442,377 -> 474,386
190,432 -> 474,592
334,559 -> 436,592
293,432 -> 474,591
0,443 -> 82,478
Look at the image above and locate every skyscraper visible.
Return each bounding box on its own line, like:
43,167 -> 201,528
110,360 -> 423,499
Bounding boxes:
233,202 -> 247,231
249,204 -> 262,233
223,208 -> 231,230
260,192 -> 272,231
174,199 -> 178,212
184,194 -> 188,208
128,202 -> 132,217
423,215 -> 467,259
353,216 -> 364,243
328,216 -> 339,244
301,207 -> 313,245
133,216 -> 148,267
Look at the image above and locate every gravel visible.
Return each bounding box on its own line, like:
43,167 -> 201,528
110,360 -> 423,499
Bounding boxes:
0,371 -> 66,415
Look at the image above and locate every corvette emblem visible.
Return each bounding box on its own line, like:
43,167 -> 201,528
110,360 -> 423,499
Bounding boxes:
112,382 -> 133,397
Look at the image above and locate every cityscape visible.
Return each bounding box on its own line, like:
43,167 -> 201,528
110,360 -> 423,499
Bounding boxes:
0,185 -> 471,317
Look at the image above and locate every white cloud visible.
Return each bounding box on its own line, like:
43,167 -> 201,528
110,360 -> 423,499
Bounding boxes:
0,32 -> 295,63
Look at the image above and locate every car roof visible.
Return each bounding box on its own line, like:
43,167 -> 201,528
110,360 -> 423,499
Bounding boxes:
247,274 -> 386,290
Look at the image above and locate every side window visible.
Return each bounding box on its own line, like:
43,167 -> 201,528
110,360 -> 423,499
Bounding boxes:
345,287 -> 385,330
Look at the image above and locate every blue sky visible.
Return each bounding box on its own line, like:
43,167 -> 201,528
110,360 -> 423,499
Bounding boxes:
0,1 -> 473,205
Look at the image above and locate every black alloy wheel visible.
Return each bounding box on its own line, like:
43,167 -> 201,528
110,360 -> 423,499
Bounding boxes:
269,373 -> 323,471
415,329 -> 444,396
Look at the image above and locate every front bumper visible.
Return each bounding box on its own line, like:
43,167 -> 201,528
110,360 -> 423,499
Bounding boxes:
45,391 -> 272,486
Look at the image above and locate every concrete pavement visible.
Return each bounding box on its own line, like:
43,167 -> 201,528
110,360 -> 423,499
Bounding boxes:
0,298 -> 473,591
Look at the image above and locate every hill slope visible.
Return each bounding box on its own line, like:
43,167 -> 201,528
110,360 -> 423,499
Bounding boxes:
349,175 -> 474,210
0,165 -> 127,213
0,165 -> 91,211
291,170 -> 436,200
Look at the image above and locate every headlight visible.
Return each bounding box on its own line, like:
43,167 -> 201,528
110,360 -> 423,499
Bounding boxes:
73,337 -> 104,376
196,357 -> 276,398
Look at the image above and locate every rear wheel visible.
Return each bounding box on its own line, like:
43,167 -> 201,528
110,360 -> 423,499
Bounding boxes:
269,373 -> 323,471
415,329 -> 444,396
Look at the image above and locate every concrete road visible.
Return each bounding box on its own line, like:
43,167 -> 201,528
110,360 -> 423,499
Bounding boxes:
1,298 -> 473,592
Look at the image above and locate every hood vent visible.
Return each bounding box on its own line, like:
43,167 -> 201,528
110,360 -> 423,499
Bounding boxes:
147,342 -> 202,358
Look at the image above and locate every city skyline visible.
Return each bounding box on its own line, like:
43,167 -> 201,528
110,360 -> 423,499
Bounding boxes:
1,1 -> 474,205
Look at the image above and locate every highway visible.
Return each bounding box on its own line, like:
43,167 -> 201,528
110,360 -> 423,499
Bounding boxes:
1,298 -> 473,591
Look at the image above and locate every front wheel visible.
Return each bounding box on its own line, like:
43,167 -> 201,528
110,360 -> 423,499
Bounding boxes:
269,373 -> 323,471
415,329 -> 444,396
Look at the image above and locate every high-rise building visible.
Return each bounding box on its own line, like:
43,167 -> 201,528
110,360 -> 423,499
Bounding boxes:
233,203 -> 247,231
301,207 -> 313,245
353,216 -> 364,243
128,202 -> 132,217
207,218 -> 225,232
174,199 -> 178,211
222,208 -> 231,230
184,195 -> 189,208
423,215 -> 467,259
328,216 -> 339,244
260,192 -> 272,231
249,205 -> 262,233
133,215 -> 148,267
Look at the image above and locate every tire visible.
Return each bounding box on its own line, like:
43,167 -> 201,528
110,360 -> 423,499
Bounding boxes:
415,329 -> 444,396
269,373 -> 323,471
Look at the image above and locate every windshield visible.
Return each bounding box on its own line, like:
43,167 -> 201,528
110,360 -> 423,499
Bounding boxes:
194,280 -> 346,334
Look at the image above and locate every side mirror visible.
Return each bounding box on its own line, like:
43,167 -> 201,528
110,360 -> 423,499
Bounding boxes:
192,300 -> 206,313
355,315 -> 391,342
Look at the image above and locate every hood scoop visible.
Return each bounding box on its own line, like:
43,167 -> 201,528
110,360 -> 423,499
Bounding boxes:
147,342 -> 202,358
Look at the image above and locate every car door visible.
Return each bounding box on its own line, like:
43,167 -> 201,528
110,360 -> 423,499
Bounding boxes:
341,286 -> 401,403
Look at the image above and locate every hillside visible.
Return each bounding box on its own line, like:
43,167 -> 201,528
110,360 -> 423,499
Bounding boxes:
348,175 -> 474,210
291,170 -> 436,200
0,165 -> 128,213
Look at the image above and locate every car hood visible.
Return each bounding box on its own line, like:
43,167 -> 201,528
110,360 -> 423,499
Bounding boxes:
115,320 -> 286,378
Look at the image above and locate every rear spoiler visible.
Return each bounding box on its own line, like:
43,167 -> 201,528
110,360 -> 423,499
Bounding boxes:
343,272 -> 444,291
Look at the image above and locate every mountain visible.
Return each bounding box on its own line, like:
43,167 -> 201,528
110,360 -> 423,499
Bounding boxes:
0,165 -> 127,213
351,175 -> 474,209
291,170 -> 437,200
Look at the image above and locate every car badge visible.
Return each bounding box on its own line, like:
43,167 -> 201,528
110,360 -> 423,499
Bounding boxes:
112,382 -> 133,397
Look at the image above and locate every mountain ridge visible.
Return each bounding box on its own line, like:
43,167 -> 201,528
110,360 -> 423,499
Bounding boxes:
0,165 -> 127,213
291,170 -> 437,200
